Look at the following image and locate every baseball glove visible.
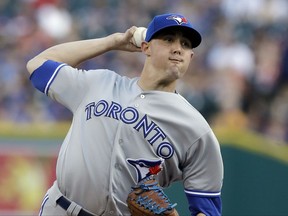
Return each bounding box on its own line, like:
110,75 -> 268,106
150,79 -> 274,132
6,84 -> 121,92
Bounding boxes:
127,175 -> 178,216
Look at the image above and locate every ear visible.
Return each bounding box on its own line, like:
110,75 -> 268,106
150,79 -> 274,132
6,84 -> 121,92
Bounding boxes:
190,50 -> 194,59
141,41 -> 151,56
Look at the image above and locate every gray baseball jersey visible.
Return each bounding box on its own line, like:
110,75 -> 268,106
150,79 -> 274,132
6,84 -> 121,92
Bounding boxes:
31,60 -> 223,215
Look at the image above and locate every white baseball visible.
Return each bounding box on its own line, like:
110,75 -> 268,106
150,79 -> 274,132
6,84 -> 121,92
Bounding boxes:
131,27 -> 147,47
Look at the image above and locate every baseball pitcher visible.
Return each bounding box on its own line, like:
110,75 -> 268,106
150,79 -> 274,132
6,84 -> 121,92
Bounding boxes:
27,13 -> 223,216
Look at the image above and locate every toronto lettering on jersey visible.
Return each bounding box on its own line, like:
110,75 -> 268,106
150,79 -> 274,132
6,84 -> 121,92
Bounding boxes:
85,100 -> 174,159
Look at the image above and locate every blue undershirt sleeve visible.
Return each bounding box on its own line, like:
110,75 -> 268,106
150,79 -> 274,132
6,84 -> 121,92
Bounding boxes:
185,192 -> 222,216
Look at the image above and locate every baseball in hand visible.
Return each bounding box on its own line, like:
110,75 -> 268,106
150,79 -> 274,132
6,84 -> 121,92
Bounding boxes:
131,27 -> 147,47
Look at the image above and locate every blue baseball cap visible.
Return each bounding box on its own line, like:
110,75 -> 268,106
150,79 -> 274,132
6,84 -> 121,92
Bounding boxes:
145,13 -> 202,48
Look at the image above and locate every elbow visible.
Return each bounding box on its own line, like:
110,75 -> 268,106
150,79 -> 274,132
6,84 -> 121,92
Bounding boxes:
26,58 -> 35,75
26,56 -> 46,75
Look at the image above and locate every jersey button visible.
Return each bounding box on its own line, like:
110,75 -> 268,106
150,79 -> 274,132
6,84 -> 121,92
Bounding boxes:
109,211 -> 114,214
134,103 -> 139,108
140,94 -> 145,99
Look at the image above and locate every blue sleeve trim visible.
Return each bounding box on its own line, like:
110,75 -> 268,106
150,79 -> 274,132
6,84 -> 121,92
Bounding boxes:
185,190 -> 222,216
29,60 -> 67,95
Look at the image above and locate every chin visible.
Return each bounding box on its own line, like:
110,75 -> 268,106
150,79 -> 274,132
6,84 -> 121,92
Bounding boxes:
169,68 -> 183,79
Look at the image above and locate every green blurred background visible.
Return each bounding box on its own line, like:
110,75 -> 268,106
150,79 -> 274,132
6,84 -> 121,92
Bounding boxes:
166,128 -> 288,216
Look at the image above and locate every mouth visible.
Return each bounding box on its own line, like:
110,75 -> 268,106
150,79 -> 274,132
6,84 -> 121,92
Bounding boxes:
169,58 -> 183,63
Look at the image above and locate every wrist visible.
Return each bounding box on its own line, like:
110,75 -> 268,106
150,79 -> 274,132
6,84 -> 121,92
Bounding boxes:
105,33 -> 123,51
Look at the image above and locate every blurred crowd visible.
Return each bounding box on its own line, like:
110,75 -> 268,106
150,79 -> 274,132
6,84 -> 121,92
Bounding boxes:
0,0 -> 287,143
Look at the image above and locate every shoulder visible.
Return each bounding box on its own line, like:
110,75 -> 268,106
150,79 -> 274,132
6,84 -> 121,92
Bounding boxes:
138,91 -> 213,149
30,59 -> 137,94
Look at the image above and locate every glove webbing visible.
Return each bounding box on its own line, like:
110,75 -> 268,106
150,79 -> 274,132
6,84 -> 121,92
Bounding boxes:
132,177 -> 177,214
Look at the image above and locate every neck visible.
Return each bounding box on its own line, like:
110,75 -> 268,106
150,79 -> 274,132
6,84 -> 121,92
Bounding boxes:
138,64 -> 177,92
137,77 -> 176,92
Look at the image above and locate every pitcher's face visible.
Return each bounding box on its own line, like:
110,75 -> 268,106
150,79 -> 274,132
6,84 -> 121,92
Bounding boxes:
144,29 -> 194,80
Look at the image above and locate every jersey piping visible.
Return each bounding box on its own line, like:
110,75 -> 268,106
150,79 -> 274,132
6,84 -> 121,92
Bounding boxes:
184,189 -> 221,197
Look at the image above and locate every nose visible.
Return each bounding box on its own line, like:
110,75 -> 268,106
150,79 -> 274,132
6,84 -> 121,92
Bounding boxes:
173,49 -> 181,55
172,40 -> 182,55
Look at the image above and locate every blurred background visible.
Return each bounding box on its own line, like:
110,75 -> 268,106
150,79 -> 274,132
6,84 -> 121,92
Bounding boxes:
0,0 -> 287,215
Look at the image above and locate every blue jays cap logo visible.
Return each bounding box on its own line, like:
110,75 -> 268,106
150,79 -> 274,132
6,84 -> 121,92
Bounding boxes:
166,15 -> 188,25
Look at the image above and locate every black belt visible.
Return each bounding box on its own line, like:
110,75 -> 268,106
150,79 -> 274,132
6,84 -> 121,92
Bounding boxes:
56,196 -> 95,216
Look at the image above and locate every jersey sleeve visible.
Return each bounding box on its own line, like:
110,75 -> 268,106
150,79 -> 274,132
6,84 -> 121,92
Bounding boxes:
182,130 -> 224,215
29,60 -> 107,112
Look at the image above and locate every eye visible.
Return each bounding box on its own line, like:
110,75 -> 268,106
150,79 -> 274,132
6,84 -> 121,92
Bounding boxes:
162,35 -> 174,43
181,39 -> 192,49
